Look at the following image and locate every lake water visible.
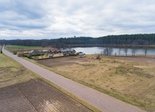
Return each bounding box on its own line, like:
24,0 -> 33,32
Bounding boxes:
73,47 -> 155,56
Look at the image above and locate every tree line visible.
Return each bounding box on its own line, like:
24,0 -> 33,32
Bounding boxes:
1,34 -> 155,48
101,47 -> 148,56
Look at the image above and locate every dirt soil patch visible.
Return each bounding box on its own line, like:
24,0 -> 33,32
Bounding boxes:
38,56 -> 90,67
0,79 -> 92,112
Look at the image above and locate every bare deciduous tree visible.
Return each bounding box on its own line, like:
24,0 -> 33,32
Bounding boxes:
123,48 -> 128,56
132,49 -> 136,56
144,48 -> 148,56
103,48 -> 113,56
103,48 -> 108,56
118,48 -> 121,56
108,48 -> 113,56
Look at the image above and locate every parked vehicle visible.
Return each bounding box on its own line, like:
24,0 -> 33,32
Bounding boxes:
77,52 -> 85,57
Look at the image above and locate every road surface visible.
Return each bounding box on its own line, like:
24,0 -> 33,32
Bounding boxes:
3,48 -> 146,112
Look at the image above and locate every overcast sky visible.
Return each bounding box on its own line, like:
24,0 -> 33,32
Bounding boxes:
0,0 -> 155,39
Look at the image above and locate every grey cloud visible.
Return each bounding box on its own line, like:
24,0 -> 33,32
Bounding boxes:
0,0 -> 155,39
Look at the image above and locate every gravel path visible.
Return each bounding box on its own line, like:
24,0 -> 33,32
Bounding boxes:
3,48 -> 146,112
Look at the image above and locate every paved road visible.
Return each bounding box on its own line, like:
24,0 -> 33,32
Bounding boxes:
3,48 -> 146,112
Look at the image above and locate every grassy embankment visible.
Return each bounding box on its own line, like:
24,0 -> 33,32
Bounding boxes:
6,45 -> 43,54
6,45 -> 155,112
0,54 -> 36,88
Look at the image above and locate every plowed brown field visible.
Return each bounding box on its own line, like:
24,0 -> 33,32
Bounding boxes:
0,79 -> 91,112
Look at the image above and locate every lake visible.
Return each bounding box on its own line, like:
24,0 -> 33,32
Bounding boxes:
73,47 -> 155,56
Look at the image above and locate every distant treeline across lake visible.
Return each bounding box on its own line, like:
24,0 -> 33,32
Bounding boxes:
1,34 -> 155,48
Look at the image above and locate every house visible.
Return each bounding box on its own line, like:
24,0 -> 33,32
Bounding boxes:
20,48 -> 78,59
48,48 -> 61,54
61,49 -> 76,56
29,50 -> 44,56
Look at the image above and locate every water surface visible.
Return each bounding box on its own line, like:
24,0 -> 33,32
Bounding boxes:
73,47 -> 155,56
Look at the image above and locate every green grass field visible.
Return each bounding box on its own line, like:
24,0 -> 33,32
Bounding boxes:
6,45 -> 44,54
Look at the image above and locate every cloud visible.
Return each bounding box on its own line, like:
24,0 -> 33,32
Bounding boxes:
0,0 -> 155,39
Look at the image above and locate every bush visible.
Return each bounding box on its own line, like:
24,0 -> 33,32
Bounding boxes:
13,51 -> 17,55
96,55 -> 101,60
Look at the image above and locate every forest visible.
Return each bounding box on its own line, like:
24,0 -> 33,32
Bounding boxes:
1,34 -> 155,48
